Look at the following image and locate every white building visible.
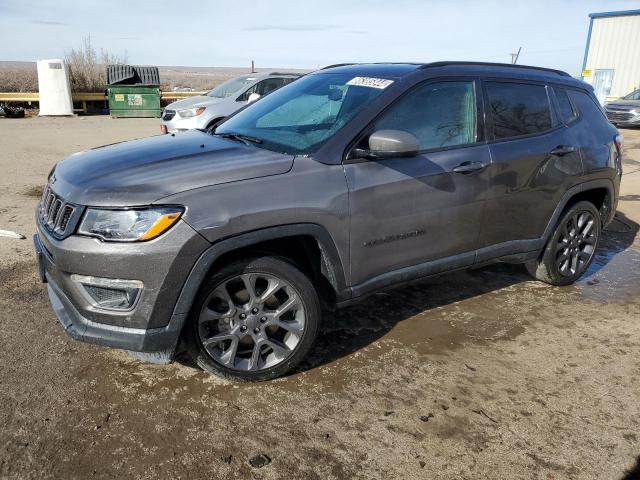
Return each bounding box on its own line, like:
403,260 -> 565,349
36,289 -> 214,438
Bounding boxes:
581,9 -> 640,103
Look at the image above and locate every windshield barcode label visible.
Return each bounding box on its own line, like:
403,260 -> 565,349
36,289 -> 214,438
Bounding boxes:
346,77 -> 394,89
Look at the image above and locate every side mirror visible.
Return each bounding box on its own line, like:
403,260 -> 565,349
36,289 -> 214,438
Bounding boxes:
351,130 -> 420,160
247,93 -> 261,103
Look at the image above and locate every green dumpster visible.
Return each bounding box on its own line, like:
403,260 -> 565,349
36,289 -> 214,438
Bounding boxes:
106,65 -> 161,118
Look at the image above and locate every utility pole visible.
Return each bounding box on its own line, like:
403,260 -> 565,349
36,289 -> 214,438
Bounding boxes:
510,47 -> 522,65
251,60 -> 256,73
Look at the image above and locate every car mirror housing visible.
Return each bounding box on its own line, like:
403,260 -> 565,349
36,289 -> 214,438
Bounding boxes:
351,129 -> 420,160
247,93 -> 261,103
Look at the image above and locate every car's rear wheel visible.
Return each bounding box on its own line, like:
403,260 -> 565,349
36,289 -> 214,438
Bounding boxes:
526,201 -> 601,285
185,256 -> 320,381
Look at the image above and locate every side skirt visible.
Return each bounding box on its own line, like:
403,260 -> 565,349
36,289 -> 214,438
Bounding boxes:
337,240 -> 543,309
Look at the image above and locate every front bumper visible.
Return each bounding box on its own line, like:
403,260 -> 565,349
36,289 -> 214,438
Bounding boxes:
160,112 -> 209,133
605,110 -> 640,126
35,219 -> 209,360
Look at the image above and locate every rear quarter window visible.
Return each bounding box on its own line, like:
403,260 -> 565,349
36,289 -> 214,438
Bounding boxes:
567,89 -> 608,123
553,87 -> 577,124
485,82 -> 552,140
566,89 -> 614,141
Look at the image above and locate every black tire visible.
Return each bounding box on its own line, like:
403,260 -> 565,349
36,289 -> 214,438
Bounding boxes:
526,201 -> 601,286
184,256 -> 321,381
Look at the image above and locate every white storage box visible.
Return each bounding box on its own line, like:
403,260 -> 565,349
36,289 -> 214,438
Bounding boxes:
37,59 -> 73,116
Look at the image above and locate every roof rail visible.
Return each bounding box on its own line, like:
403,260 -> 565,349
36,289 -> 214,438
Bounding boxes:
268,72 -> 302,76
420,61 -> 572,78
320,63 -> 358,70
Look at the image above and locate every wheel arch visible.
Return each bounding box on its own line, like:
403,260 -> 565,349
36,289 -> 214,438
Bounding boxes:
542,179 -> 615,243
172,224 -> 349,321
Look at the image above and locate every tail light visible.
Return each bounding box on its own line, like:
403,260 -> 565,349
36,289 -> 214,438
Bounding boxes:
614,134 -> 624,156
614,134 -> 623,176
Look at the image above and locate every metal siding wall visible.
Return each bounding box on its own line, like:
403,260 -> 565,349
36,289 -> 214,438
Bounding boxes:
585,15 -> 640,98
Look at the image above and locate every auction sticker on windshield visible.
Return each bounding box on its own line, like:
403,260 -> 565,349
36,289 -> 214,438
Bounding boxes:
346,77 -> 394,89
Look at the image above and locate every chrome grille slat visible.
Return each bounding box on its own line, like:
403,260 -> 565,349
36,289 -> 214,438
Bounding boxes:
57,205 -> 75,232
37,184 -> 79,238
43,192 -> 55,220
40,185 -> 50,205
48,199 -> 62,227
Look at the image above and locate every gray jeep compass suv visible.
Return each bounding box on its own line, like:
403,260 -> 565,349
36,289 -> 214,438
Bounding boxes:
35,62 -> 622,381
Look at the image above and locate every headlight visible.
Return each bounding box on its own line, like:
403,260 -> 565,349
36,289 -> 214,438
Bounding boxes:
78,207 -> 184,242
178,106 -> 206,118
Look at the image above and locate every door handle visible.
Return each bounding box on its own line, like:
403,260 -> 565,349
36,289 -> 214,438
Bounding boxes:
452,161 -> 488,174
550,145 -> 576,156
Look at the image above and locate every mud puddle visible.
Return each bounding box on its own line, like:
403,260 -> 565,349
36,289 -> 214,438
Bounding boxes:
578,214 -> 640,303
22,185 -> 43,198
578,246 -> 640,303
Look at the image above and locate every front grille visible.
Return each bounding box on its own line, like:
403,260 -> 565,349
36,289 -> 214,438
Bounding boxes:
606,110 -> 635,122
39,185 -> 80,238
162,109 -> 176,121
58,205 -> 74,231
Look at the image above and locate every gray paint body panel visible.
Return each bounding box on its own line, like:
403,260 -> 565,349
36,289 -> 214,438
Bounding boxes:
480,126 -> 584,246
346,144 -> 492,285
165,156 -> 351,285
53,130 -> 294,206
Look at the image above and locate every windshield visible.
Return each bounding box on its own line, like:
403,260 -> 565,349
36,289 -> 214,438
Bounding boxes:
215,73 -> 392,154
623,89 -> 640,101
207,76 -> 257,98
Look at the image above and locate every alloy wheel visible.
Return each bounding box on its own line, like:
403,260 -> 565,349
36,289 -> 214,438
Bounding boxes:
197,273 -> 306,371
555,211 -> 597,277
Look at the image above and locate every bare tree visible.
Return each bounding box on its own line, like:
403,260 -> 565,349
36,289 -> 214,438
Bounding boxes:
65,36 -> 128,92
0,65 -> 38,92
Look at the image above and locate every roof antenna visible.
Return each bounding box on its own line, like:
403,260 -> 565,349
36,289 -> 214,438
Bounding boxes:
510,47 -> 522,65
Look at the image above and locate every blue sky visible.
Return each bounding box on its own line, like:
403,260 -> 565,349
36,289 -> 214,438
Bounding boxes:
1,0 -> 639,75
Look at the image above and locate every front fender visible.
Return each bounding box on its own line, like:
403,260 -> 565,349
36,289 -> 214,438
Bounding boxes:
172,223 -> 348,319
157,223 -> 349,360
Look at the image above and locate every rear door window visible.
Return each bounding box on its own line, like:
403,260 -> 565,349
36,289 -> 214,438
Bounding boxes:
485,82 -> 552,139
553,87 -> 578,124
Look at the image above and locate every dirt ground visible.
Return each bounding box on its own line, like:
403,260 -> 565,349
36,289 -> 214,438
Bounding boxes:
0,116 -> 639,480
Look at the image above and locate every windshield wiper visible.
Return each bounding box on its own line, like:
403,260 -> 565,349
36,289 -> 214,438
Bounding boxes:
217,132 -> 263,145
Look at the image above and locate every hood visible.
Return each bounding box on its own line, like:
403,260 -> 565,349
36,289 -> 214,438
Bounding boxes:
605,100 -> 640,110
52,130 -> 294,206
165,95 -> 226,110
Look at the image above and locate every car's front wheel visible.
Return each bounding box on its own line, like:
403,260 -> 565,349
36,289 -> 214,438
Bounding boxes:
185,256 -> 320,381
526,200 -> 601,285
